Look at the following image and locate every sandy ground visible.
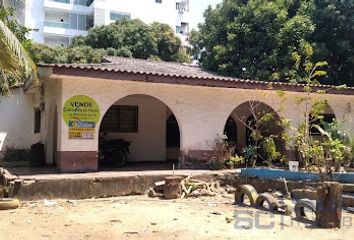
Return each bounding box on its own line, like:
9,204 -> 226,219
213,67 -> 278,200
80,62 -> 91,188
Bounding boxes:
0,194 -> 353,240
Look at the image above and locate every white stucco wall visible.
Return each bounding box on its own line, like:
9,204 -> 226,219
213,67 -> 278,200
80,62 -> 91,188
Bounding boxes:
0,89 -> 40,155
54,75 -> 354,163
103,95 -> 167,162
1,72 -> 353,165
25,0 -> 45,43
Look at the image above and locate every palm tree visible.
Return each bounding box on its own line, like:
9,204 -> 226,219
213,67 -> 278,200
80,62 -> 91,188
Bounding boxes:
0,0 -> 37,94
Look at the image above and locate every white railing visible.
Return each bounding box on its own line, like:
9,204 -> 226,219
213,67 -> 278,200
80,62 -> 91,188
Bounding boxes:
49,0 -> 93,7
44,21 -> 70,29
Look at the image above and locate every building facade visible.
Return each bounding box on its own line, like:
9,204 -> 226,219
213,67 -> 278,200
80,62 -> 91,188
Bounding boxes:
1,57 -> 353,172
20,0 -> 190,46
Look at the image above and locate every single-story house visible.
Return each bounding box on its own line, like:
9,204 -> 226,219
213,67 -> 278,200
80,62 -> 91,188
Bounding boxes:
0,57 -> 353,172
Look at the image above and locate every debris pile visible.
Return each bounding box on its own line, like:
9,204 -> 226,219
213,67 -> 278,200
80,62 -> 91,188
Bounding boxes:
148,176 -> 222,199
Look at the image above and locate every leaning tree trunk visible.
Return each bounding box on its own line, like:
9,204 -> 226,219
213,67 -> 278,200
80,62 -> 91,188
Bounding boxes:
316,181 -> 342,228
164,176 -> 182,199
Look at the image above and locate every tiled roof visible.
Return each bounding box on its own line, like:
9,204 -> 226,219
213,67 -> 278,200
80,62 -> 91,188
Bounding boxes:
40,57 -> 354,94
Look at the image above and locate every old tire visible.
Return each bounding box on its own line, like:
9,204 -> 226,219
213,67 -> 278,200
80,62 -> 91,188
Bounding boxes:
255,193 -> 279,212
235,185 -> 258,206
0,198 -> 19,210
295,199 -> 316,221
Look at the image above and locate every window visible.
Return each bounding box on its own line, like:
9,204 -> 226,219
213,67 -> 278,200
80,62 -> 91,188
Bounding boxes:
176,2 -> 180,10
34,109 -> 41,134
110,12 -> 131,21
101,105 -> 138,132
155,0 -> 162,3
73,0 -> 92,6
180,22 -> 189,34
176,26 -> 181,33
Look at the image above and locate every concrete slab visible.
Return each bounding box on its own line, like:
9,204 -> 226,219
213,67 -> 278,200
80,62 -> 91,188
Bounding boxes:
1,167 -> 239,201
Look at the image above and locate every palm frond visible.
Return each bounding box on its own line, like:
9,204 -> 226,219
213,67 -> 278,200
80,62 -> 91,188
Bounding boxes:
0,18 -> 37,93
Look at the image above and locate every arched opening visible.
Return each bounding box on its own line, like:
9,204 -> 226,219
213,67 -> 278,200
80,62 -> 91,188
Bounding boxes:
224,117 -> 237,144
166,114 -> 180,161
98,94 -> 181,170
224,101 -> 285,165
310,103 -> 336,136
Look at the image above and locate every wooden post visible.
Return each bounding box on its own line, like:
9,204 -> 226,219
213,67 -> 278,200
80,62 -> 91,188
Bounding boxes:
164,176 -> 182,199
316,181 -> 342,228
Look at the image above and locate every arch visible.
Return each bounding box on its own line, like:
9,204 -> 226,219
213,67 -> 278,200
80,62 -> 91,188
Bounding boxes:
223,100 -> 285,164
98,92 -> 184,148
98,94 -> 182,169
310,102 -> 336,136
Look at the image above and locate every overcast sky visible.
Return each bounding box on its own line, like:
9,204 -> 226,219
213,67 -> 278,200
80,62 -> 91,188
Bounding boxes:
189,0 -> 222,30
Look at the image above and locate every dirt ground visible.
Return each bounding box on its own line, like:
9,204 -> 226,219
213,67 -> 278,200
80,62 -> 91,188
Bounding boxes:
0,194 -> 353,240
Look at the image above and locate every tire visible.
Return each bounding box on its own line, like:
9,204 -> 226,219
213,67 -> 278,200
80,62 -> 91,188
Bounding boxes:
235,185 -> 258,206
0,198 -> 20,210
255,193 -> 279,212
111,149 -> 127,167
295,199 -> 316,221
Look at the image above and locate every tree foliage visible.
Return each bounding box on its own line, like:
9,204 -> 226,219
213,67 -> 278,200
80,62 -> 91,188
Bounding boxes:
30,44 -> 107,64
31,19 -> 189,64
189,0 -> 354,86
69,19 -> 189,62
0,1 -> 36,94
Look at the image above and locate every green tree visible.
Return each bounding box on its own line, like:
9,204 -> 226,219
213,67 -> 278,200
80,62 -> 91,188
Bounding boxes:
70,19 -> 186,62
190,0 -> 354,86
311,0 -> 354,86
0,1 -> 36,94
30,43 -> 107,64
79,19 -> 156,59
151,22 -> 182,61
286,43 -> 353,177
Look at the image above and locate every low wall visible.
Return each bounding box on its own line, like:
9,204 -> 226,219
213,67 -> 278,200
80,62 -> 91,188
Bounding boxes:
5,170 -> 231,200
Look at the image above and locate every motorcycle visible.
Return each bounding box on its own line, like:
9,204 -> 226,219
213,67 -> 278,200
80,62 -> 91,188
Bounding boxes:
98,135 -> 130,167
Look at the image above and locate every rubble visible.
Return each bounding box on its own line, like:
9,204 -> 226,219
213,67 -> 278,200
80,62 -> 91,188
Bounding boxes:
148,176 -> 225,199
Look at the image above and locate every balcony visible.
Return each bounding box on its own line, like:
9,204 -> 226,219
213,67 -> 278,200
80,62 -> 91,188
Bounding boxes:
44,21 -> 70,29
43,12 -> 92,38
43,24 -> 88,38
44,0 -> 94,14
49,0 -> 93,7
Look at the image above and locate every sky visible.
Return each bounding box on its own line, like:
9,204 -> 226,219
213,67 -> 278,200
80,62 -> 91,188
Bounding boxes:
189,0 -> 222,30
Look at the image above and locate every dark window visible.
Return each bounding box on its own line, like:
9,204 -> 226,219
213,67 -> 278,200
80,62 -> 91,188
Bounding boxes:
101,105 -> 138,132
166,114 -> 180,147
34,109 -> 41,133
155,0 -> 162,3
224,117 -> 237,143
176,2 -> 180,10
310,114 -> 335,135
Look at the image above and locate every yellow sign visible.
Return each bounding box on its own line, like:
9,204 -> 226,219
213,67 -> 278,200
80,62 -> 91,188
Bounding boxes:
68,127 -> 95,139
63,95 -> 100,139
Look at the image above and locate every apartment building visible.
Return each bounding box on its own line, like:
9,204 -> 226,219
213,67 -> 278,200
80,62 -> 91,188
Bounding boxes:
21,0 -> 190,46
